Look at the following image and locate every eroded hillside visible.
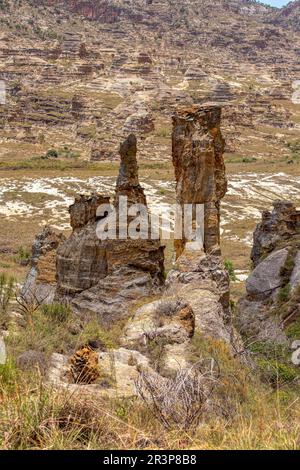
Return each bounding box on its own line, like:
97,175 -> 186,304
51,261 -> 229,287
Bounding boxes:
0,0 -> 299,164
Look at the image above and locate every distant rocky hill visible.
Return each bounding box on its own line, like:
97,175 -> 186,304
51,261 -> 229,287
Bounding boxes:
271,1 -> 300,31
0,0 -> 299,163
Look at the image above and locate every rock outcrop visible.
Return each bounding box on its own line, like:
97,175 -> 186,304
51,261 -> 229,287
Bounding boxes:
122,105 -> 240,378
172,105 -> 227,258
26,106 -> 242,397
22,226 -> 66,303
251,201 -> 300,267
56,134 -> 164,324
238,201 -> 300,345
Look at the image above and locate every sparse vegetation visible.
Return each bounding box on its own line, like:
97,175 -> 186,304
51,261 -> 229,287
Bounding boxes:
16,246 -> 31,265
0,273 -> 15,327
41,302 -> 71,324
224,259 -> 237,281
277,283 -> 291,304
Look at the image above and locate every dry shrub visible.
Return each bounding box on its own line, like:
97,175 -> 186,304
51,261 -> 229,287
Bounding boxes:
0,273 -> 15,327
135,361 -> 219,431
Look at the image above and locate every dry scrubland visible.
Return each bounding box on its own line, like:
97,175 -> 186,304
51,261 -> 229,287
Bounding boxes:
0,0 -> 300,451
0,157 -> 300,450
0,289 -> 300,450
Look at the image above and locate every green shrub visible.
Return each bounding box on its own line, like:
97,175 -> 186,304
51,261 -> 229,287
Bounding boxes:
224,259 -> 236,282
41,302 -> 71,323
242,157 -> 257,163
45,149 -> 58,159
258,358 -> 298,387
286,317 -> 300,340
277,284 -> 291,304
16,246 -> 31,265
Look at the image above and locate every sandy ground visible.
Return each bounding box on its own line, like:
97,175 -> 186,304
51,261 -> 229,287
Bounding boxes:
0,170 -> 300,289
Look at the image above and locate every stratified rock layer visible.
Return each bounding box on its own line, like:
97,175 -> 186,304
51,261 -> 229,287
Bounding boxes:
238,201 -> 300,345
172,105 -> 227,257
251,201 -> 300,267
56,135 -> 164,324
22,226 -> 66,303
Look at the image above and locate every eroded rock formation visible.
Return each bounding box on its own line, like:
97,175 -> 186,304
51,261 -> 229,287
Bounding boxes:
238,201 -> 300,345
172,105 -> 227,258
22,226 -> 66,303
122,105 -> 240,377
55,134 -> 164,324
27,106 -> 243,397
251,201 -> 300,267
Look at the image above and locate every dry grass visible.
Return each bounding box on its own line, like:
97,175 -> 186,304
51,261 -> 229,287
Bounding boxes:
0,360 -> 299,450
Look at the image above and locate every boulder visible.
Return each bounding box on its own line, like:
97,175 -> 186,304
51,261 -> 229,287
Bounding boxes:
246,248 -> 288,298
47,348 -> 157,398
165,250 -> 233,344
122,297 -> 195,350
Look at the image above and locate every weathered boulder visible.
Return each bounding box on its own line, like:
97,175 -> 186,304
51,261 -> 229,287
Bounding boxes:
47,348 -> 157,398
122,297 -> 195,350
22,226 -> 65,304
246,248 -> 288,298
251,201 -> 300,267
165,249 -> 232,344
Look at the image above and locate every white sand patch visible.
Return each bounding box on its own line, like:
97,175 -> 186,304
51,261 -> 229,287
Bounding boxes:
1,173 -> 300,246
0,200 -> 35,217
235,270 -> 249,282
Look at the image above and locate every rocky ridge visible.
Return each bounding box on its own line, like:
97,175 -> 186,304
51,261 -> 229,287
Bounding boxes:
0,0 -> 299,163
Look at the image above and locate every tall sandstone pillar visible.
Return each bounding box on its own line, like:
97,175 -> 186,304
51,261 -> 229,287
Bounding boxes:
172,105 -> 227,258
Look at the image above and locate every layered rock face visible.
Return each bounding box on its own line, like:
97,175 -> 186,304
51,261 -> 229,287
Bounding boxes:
25,106 -> 243,397
238,201 -> 300,345
22,226 -> 66,303
121,105 -> 239,378
251,201 -> 300,268
172,105 -> 227,257
166,105 -> 235,351
114,134 -> 147,206
56,134 -> 164,324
